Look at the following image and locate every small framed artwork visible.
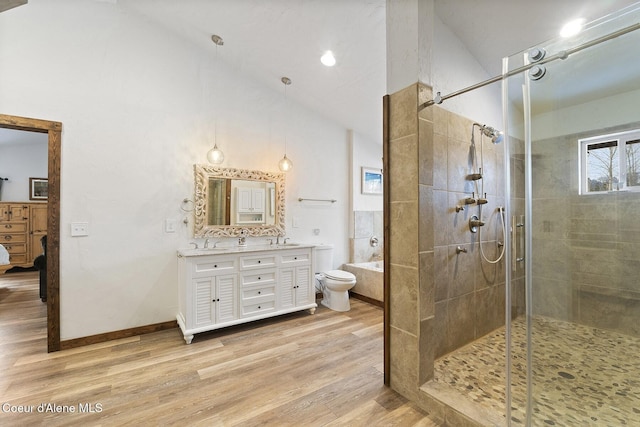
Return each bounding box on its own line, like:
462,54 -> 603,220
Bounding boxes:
29,177 -> 48,200
361,167 -> 383,195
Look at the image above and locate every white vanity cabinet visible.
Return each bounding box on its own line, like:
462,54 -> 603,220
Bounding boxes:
177,254 -> 239,344
279,251 -> 313,310
177,245 -> 317,344
239,252 -> 278,318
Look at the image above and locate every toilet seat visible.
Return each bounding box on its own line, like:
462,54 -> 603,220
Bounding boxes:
324,270 -> 355,282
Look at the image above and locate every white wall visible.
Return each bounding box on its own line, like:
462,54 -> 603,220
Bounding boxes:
386,0 -> 434,93
386,1 -> 501,129
532,87 -> 640,141
0,134 -> 48,202
351,131 -> 383,212
0,0 -> 351,339
431,16 -> 502,129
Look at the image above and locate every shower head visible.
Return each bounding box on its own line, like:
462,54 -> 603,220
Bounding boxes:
481,125 -> 504,144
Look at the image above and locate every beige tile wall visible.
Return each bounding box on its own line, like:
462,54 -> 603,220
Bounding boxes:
429,104 -> 507,359
387,82 -> 511,405
388,83 -> 421,400
531,128 -> 640,336
350,210 -> 383,263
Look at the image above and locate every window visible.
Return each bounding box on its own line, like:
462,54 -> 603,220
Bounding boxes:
579,129 -> 640,194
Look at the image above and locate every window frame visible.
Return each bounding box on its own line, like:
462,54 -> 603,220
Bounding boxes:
579,129 -> 640,195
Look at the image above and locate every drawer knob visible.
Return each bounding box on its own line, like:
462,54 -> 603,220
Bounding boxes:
258,291 -> 261,294
258,260 -> 261,264
4,235 -> 11,241
258,306 -> 261,309
294,257 -> 297,260
258,277 -> 261,280
214,264 -> 218,268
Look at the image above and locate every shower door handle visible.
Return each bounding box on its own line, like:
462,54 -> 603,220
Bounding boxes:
512,215 -> 525,271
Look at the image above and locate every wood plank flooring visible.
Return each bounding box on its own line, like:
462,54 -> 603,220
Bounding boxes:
0,271 -> 441,426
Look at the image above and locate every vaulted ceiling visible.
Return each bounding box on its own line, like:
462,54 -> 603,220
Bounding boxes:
6,1 -> 640,144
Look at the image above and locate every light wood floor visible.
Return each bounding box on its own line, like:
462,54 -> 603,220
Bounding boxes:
0,271 -> 441,426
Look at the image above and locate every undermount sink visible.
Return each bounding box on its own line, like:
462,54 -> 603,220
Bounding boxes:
195,247 -> 231,253
180,242 -> 310,257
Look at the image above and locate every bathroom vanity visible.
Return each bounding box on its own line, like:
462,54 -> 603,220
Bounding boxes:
176,244 -> 317,344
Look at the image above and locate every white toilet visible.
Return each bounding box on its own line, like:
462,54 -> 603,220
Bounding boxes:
314,244 -> 356,312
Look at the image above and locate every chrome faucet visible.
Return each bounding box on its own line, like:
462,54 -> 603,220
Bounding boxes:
283,237 -> 290,244
204,239 -> 219,249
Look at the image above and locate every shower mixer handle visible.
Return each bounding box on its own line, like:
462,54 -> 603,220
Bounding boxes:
469,215 -> 484,233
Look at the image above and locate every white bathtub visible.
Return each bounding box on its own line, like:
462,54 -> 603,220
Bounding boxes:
343,261 -> 384,304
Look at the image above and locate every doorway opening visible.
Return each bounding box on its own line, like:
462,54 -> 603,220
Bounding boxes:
0,114 -> 61,352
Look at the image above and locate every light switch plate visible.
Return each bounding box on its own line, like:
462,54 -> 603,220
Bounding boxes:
165,218 -> 177,233
71,222 -> 89,237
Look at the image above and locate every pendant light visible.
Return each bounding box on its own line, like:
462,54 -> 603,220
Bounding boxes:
278,76 -> 293,172
207,35 -> 225,164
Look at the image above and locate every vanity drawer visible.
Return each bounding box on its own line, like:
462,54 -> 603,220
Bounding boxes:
0,223 -> 27,232
0,233 -> 26,244
240,270 -> 277,287
241,284 -> 276,301
191,255 -> 237,276
240,254 -> 277,270
280,251 -> 311,265
240,299 -> 276,317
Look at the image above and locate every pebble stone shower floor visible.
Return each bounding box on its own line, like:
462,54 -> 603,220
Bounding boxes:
429,316 -> 640,426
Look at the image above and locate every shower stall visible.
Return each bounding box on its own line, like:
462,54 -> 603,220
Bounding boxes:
503,6 -> 640,425
386,3 -> 640,426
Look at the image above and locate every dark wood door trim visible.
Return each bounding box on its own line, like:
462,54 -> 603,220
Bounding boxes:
0,113 -> 61,352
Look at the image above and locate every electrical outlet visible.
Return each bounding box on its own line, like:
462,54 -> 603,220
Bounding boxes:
71,222 -> 89,237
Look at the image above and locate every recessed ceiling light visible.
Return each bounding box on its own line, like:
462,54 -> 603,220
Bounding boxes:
320,51 -> 336,67
559,18 -> 586,38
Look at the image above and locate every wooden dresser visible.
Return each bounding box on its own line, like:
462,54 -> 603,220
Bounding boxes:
0,202 -> 48,268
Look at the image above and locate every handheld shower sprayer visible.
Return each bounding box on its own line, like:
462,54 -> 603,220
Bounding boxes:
469,123 -> 506,264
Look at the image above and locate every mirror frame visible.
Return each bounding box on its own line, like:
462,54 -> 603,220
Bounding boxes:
193,164 -> 286,237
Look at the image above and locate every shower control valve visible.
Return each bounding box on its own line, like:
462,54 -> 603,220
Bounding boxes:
469,215 -> 484,233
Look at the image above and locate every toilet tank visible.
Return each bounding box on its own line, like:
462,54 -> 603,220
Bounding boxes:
314,244 -> 334,273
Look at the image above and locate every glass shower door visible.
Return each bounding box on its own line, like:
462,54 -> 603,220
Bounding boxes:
505,4 -> 640,425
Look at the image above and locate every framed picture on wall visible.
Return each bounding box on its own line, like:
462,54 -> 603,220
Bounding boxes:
29,177 -> 48,200
361,167 -> 383,195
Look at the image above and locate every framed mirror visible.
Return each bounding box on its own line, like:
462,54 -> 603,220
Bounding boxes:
193,165 -> 285,237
